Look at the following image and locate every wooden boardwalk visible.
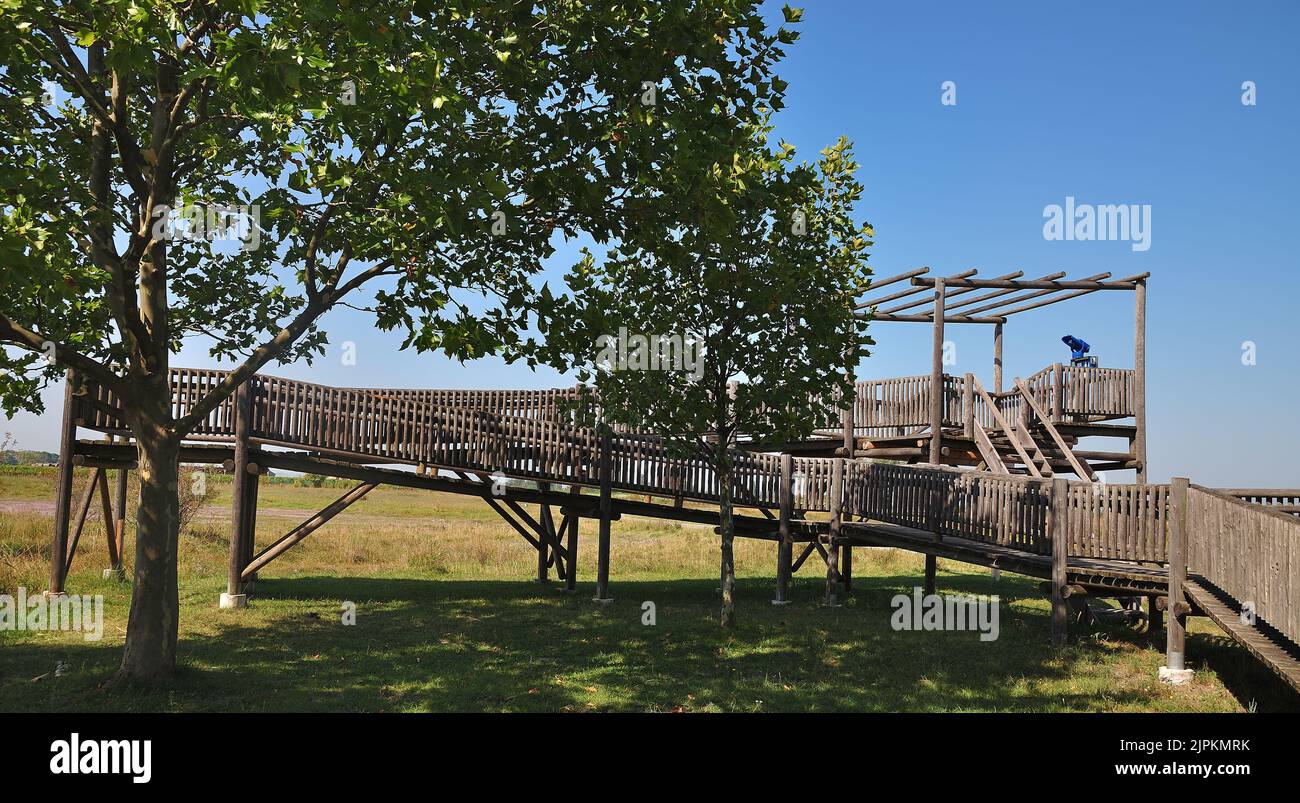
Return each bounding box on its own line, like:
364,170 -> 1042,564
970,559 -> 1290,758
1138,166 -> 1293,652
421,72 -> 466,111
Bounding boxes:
48,365 -> 1300,696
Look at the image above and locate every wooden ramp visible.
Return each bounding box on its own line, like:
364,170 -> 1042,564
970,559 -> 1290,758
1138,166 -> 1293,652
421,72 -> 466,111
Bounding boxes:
1184,580 -> 1300,695
842,520 -> 1170,595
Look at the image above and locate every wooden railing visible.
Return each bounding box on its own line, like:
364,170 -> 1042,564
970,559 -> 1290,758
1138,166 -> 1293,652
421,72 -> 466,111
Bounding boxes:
74,368 -> 1152,526
1187,485 -> 1300,648
1217,489 -> 1300,518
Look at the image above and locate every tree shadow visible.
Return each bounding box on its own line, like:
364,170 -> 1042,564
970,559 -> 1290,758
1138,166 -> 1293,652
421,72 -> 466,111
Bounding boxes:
2,571 -> 1293,712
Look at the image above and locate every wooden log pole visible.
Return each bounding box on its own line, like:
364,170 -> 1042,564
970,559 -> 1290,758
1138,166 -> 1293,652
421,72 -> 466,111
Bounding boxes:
97,469 -> 118,572
1166,477 -> 1189,671
825,457 -> 843,606
774,453 -> 793,604
1051,362 -> 1064,423
565,485 -> 580,592
962,372 -> 975,439
224,381 -> 252,604
841,544 -> 853,592
929,279 -> 946,464
536,482 -> 552,583
49,371 -> 78,594
594,431 -> 613,602
1133,279 -> 1147,482
993,322 -> 1004,393
241,460 -> 261,583
63,467 -> 101,577
923,554 -> 937,597
112,456 -> 128,576
1147,595 -> 1164,636
1050,477 -> 1069,648
242,482 -> 378,579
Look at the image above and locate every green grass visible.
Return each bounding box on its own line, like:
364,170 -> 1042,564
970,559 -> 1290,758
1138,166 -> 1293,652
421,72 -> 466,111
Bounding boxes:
1,467 -> 1296,712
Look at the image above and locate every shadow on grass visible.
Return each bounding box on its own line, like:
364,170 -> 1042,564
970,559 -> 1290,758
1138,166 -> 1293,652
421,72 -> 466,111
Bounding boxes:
2,571 -> 1294,712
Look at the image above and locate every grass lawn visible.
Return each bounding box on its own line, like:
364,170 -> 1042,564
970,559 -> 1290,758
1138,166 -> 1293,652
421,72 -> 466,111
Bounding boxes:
2,467 -> 1297,712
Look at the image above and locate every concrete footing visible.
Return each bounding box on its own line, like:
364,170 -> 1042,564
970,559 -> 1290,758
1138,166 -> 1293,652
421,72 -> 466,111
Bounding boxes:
770,599 -> 791,606
1158,666 -> 1194,685
591,596 -> 615,606
219,592 -> 248,610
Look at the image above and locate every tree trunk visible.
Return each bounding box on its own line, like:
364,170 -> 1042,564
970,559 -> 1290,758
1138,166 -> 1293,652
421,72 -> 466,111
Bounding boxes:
115,379 -> 181,683
718,457 -> 737,627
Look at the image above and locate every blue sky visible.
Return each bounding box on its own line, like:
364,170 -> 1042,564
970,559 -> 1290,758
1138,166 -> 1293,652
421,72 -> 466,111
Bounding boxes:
7,0 -> 1299,486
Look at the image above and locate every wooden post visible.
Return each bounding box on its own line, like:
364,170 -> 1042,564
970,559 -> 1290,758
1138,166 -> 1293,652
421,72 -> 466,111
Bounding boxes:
225,380 -> 252,604
993,322 -> 1003,393
241,461 -> 261,583
565,485 -> 580,592
929,279 -> 946,464
962,373 -> 975,439
1050,477 -> 1069,648
923,554 -> 937,597
1051,362 -> 1064,423
841,385 -> 855,457
594,431 -> 613,602
112,455 -> 128,577
1133,279 -> 1147,482
49,371 -> 77,594
97,469 -> 118,572
825,457 -> 843,606
1147,595 -> 1163,636
536,482 -> 552,583
773,453 -> 792,604
1166,477 -> 1189,671
841,544 -> 853,592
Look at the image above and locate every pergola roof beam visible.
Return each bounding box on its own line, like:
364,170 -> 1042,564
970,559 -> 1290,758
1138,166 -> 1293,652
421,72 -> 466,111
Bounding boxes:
944,271 -> 1066,313
987,273 -> 1152,318
882,270 -> 1023,314
855,267 -> 975,311
861,312 -> 1007,324
960,272 -> 1111,316
911,273 -> 1148,291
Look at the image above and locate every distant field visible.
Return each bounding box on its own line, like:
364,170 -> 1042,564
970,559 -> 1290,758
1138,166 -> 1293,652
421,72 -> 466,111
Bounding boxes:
1,466 -> 1295,712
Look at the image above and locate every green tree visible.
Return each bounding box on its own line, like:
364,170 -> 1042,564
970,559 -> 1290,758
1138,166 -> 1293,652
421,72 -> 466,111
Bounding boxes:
538,125 -> 873,626
0,0 -> 797,680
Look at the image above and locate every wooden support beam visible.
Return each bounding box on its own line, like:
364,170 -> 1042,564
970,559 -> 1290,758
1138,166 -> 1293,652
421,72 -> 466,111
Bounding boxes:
1166,477 -> 1189,670
1134,278 -> 1147,482
825,458 -> 843,606
227,381 -> 253,599
945,271 -> 1067,313
882,271 -> 1021,314
50,371 -> 77,593
241,482 -> 379,580
774,453 -> 793,604
912,274 -> 1147,291
63,467 -> 102,577
993,322 -> 1003,393
864,312 -> 1005,324
565,485 -> 581,592
923,554 -> 937,596
842,544 -> 853,592
97,468 -> 118,573
791,540 -> 819,573
595,431 -> 613,602
853,267 -> 933,308
112,456 -> 128,577
483,495 -> 542,551
537,482 -> 552,583
929,279 -> 945,464
1050,477 -> 1069,648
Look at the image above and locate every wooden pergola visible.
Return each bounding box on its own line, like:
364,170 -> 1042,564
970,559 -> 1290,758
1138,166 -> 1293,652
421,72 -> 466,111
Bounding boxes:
854,268 -> 1151,479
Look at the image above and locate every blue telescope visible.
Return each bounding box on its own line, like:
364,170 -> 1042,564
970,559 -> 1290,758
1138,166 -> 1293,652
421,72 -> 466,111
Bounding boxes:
1061,335 -> 1097,367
